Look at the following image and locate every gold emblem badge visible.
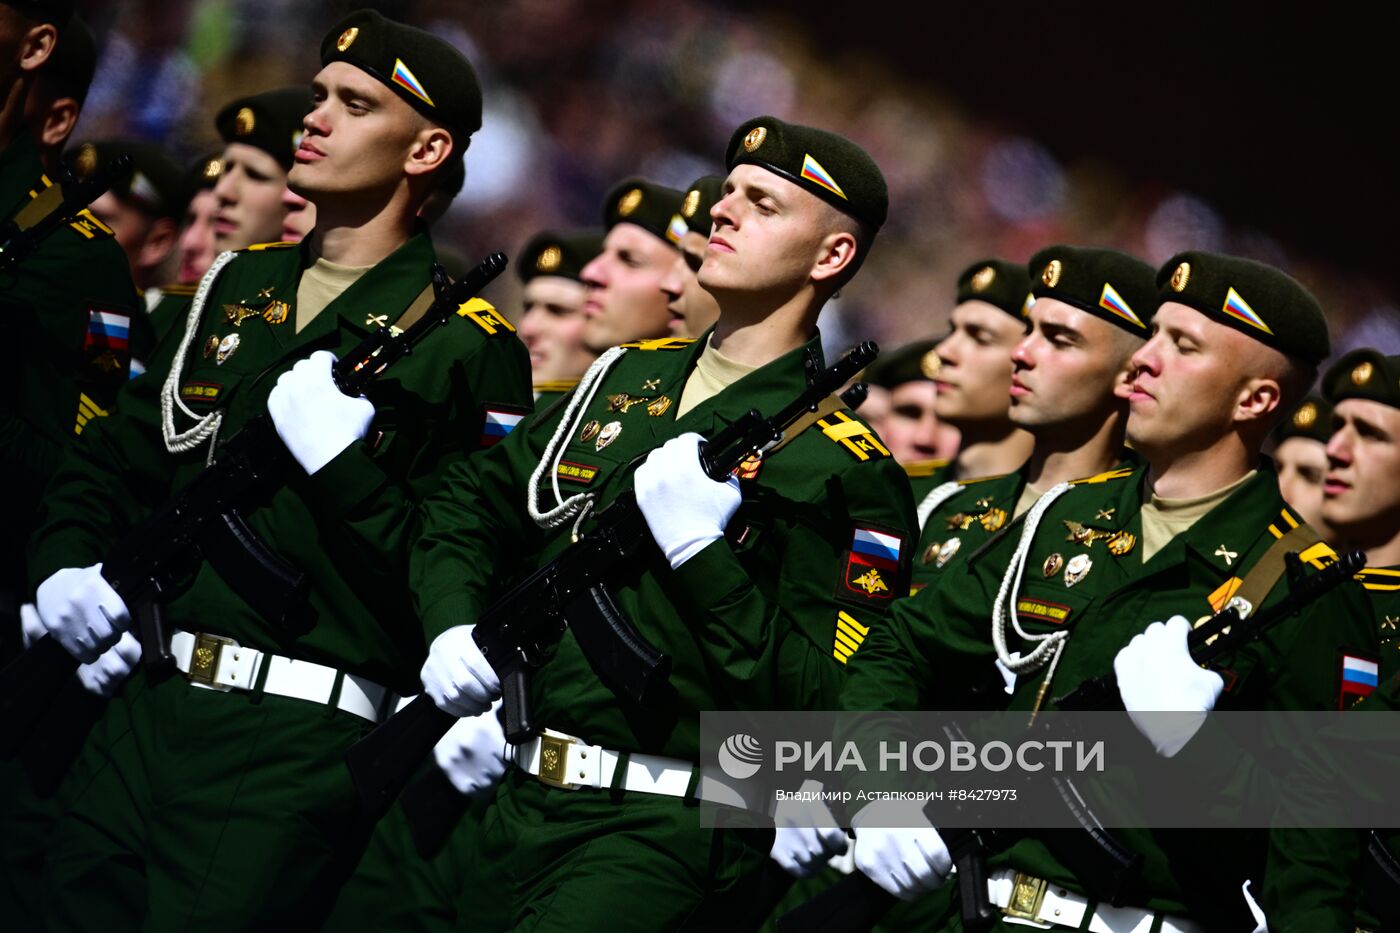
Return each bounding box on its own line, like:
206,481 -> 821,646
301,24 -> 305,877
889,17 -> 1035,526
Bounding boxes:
979,508 -> 1007,533
201,157 -> 224,181
578,420 -> 601,444
682,189 -> 701,218
970,266 -> 996,293
642,378 -> 660,391
263,301 -> 289,325
537,246 -> 562,272
223,303 -> 263,327
743,126 -> 767,152
596,421 -> 622,450
1352,361 -> 1374,386
921,542 -> 942,566
1096,507 -> 1116,521
234,107 -> 256,136
365,314 -> 389,328
1214,544 -> 1239,567
920,349 -> 941,379
216,333 -> 241,365
337,26 -> 359,51
203,335 -> 220,359
1042,259 -> 1062,288
1106,531 -> 1136,556
853,569 -> 888,595
1293,402 -> 1317,429
1042,553 -> 1064,578
1064,553 -> 1092,587
646,396 -> 673,418
1170,262 -> 1191,292
617,188 -> 643,217
74,144 -> 98,178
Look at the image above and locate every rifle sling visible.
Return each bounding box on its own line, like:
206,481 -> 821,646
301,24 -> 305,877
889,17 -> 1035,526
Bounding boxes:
13,180 -> 66,232
389,280 -> 439,333
1232,523 -> 1324,615
761,392 -> 846,457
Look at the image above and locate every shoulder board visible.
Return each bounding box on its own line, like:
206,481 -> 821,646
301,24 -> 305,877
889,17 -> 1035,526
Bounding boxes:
534,379 -> 579,393
1356,568 -> 1400,592
815,410 -> 891,462
1071,466 -> 1136,486
617,337 -> 695,351
957,472 -> 1013,487
242,241 -> 297,251
1266,507 -> 1305,540
902,459 -> 949,478
159,283 -> 198,296
19,174 -> 114,241
1262,508 -> 1338,570
66,208 -> 115,241
456,297 -> 515,336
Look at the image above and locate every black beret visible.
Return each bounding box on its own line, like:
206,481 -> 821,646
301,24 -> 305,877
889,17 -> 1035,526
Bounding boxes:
602,177 -> 686,248
679,175 -> 724,232
215,86 -> 312,171
1157,251 -> 1330,364
956,258 -> 1033,320
1272,395 -> 1333,445
180,151 -> 225,203
321,9 -> 482,140
0,0 -> 72,27
40,12 -> 94,104
1028,245 -> 1157,337
1323,349 -> 1400,410
518,229 -> 604,284
864,339 -> 940,389
726,116 -> 887,229
65,139 -> 184,219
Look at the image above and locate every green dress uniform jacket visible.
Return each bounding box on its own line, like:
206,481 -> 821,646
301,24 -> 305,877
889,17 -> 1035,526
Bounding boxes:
145,281 -> 197,345
904,458 -> 950,506
23,231 -> 532,930
910,465 -> 1024,593
842,464 -> 1378,927
411,331 -> 916,929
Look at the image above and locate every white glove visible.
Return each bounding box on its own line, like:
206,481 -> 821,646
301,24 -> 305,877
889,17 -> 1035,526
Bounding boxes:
1115,615 -> 1225,758
19,603 -> 44,649
35,563 -> 131,662
770,781 -> 848,878
76,631 -> 142,698
267,350 -> 375,475
850,800 -> 952,901
1242,879 -> 1268,933
634,432 -> 742,569
433,699 -> 508,796
421,625 -> 500,717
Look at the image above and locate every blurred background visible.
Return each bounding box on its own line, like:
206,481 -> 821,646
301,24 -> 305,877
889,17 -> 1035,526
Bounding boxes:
70,0 -> 1399,364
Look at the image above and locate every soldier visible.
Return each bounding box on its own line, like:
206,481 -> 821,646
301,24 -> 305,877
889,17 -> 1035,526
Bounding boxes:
841,251 -> 1377,931
65,138 -> 183,291
411,116 -> 912,929
912,259 -> 1034,536
19,9 -> 89,168
516,228 -> 604,405
579,176 -> 686,353
173,151 -> 223,283
25,10 -> 531,927
1271,394 -> 1334,538
660,173 -> 723,338
859,338 -> 959,468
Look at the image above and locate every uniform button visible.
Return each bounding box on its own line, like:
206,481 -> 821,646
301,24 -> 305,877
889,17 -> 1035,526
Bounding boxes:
1054,908 -> 1061,917
580,751 -> 587,759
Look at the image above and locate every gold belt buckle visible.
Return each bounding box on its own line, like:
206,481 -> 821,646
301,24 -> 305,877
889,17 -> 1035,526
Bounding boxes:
535,733 -> 577,789
186,632 -> 235,687
1003,871 -> 1049,920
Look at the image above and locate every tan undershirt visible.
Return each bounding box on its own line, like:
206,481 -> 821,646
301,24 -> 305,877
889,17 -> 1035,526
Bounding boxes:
676,337 -> 759,417
1139,470 -> 1256,563
1013,483 -> 1043,520
295,257 -> 373,332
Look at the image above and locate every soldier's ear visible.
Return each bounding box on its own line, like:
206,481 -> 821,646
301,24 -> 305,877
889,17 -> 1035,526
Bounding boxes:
39,96 -> 79,151
810,229 -> 857,286
404,125 -> 452,179
1234,376 -> 1283,426
18,22 -> 58,73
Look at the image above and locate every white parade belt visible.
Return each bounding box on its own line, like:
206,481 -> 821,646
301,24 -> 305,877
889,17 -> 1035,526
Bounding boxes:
987,868 -> 1202,933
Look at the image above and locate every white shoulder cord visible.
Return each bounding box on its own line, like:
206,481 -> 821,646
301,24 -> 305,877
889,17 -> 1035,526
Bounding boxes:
160,250 -> 238,464
916,480 -> 964,532
990,481 -> 1074,686
526,346 -> 626,538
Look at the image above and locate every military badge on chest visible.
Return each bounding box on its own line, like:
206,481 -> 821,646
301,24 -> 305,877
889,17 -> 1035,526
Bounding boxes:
838,527 -> 906,608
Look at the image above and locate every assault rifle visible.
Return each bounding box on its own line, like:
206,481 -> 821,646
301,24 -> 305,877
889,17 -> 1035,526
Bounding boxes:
0,154 -> 133,271
344,343 -> 880,821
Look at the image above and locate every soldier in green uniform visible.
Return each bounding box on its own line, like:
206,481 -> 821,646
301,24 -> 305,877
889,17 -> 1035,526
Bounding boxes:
25,10 -> 531,928
20,9 -> 90,168
860,337 -> 957,469
579,176 -> 686,353
910,259 -> 1034,575
410,115 -> 912,930
65,138 -> 183,292
517,228 -> 604,405
1271,393 -> 1335,538
661,173 -> 724,339
146,87 -> 311,344
841,251 -> 1378,931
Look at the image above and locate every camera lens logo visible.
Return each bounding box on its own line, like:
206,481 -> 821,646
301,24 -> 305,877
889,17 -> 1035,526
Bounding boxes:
718,734 -> 764,780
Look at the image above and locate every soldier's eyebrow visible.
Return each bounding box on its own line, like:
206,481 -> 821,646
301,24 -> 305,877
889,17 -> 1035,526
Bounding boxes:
1040,322 -> 1084,345
746,182 -> 782,207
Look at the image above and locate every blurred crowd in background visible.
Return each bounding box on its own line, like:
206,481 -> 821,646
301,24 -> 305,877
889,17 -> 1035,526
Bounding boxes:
69,0 -> 1399,364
